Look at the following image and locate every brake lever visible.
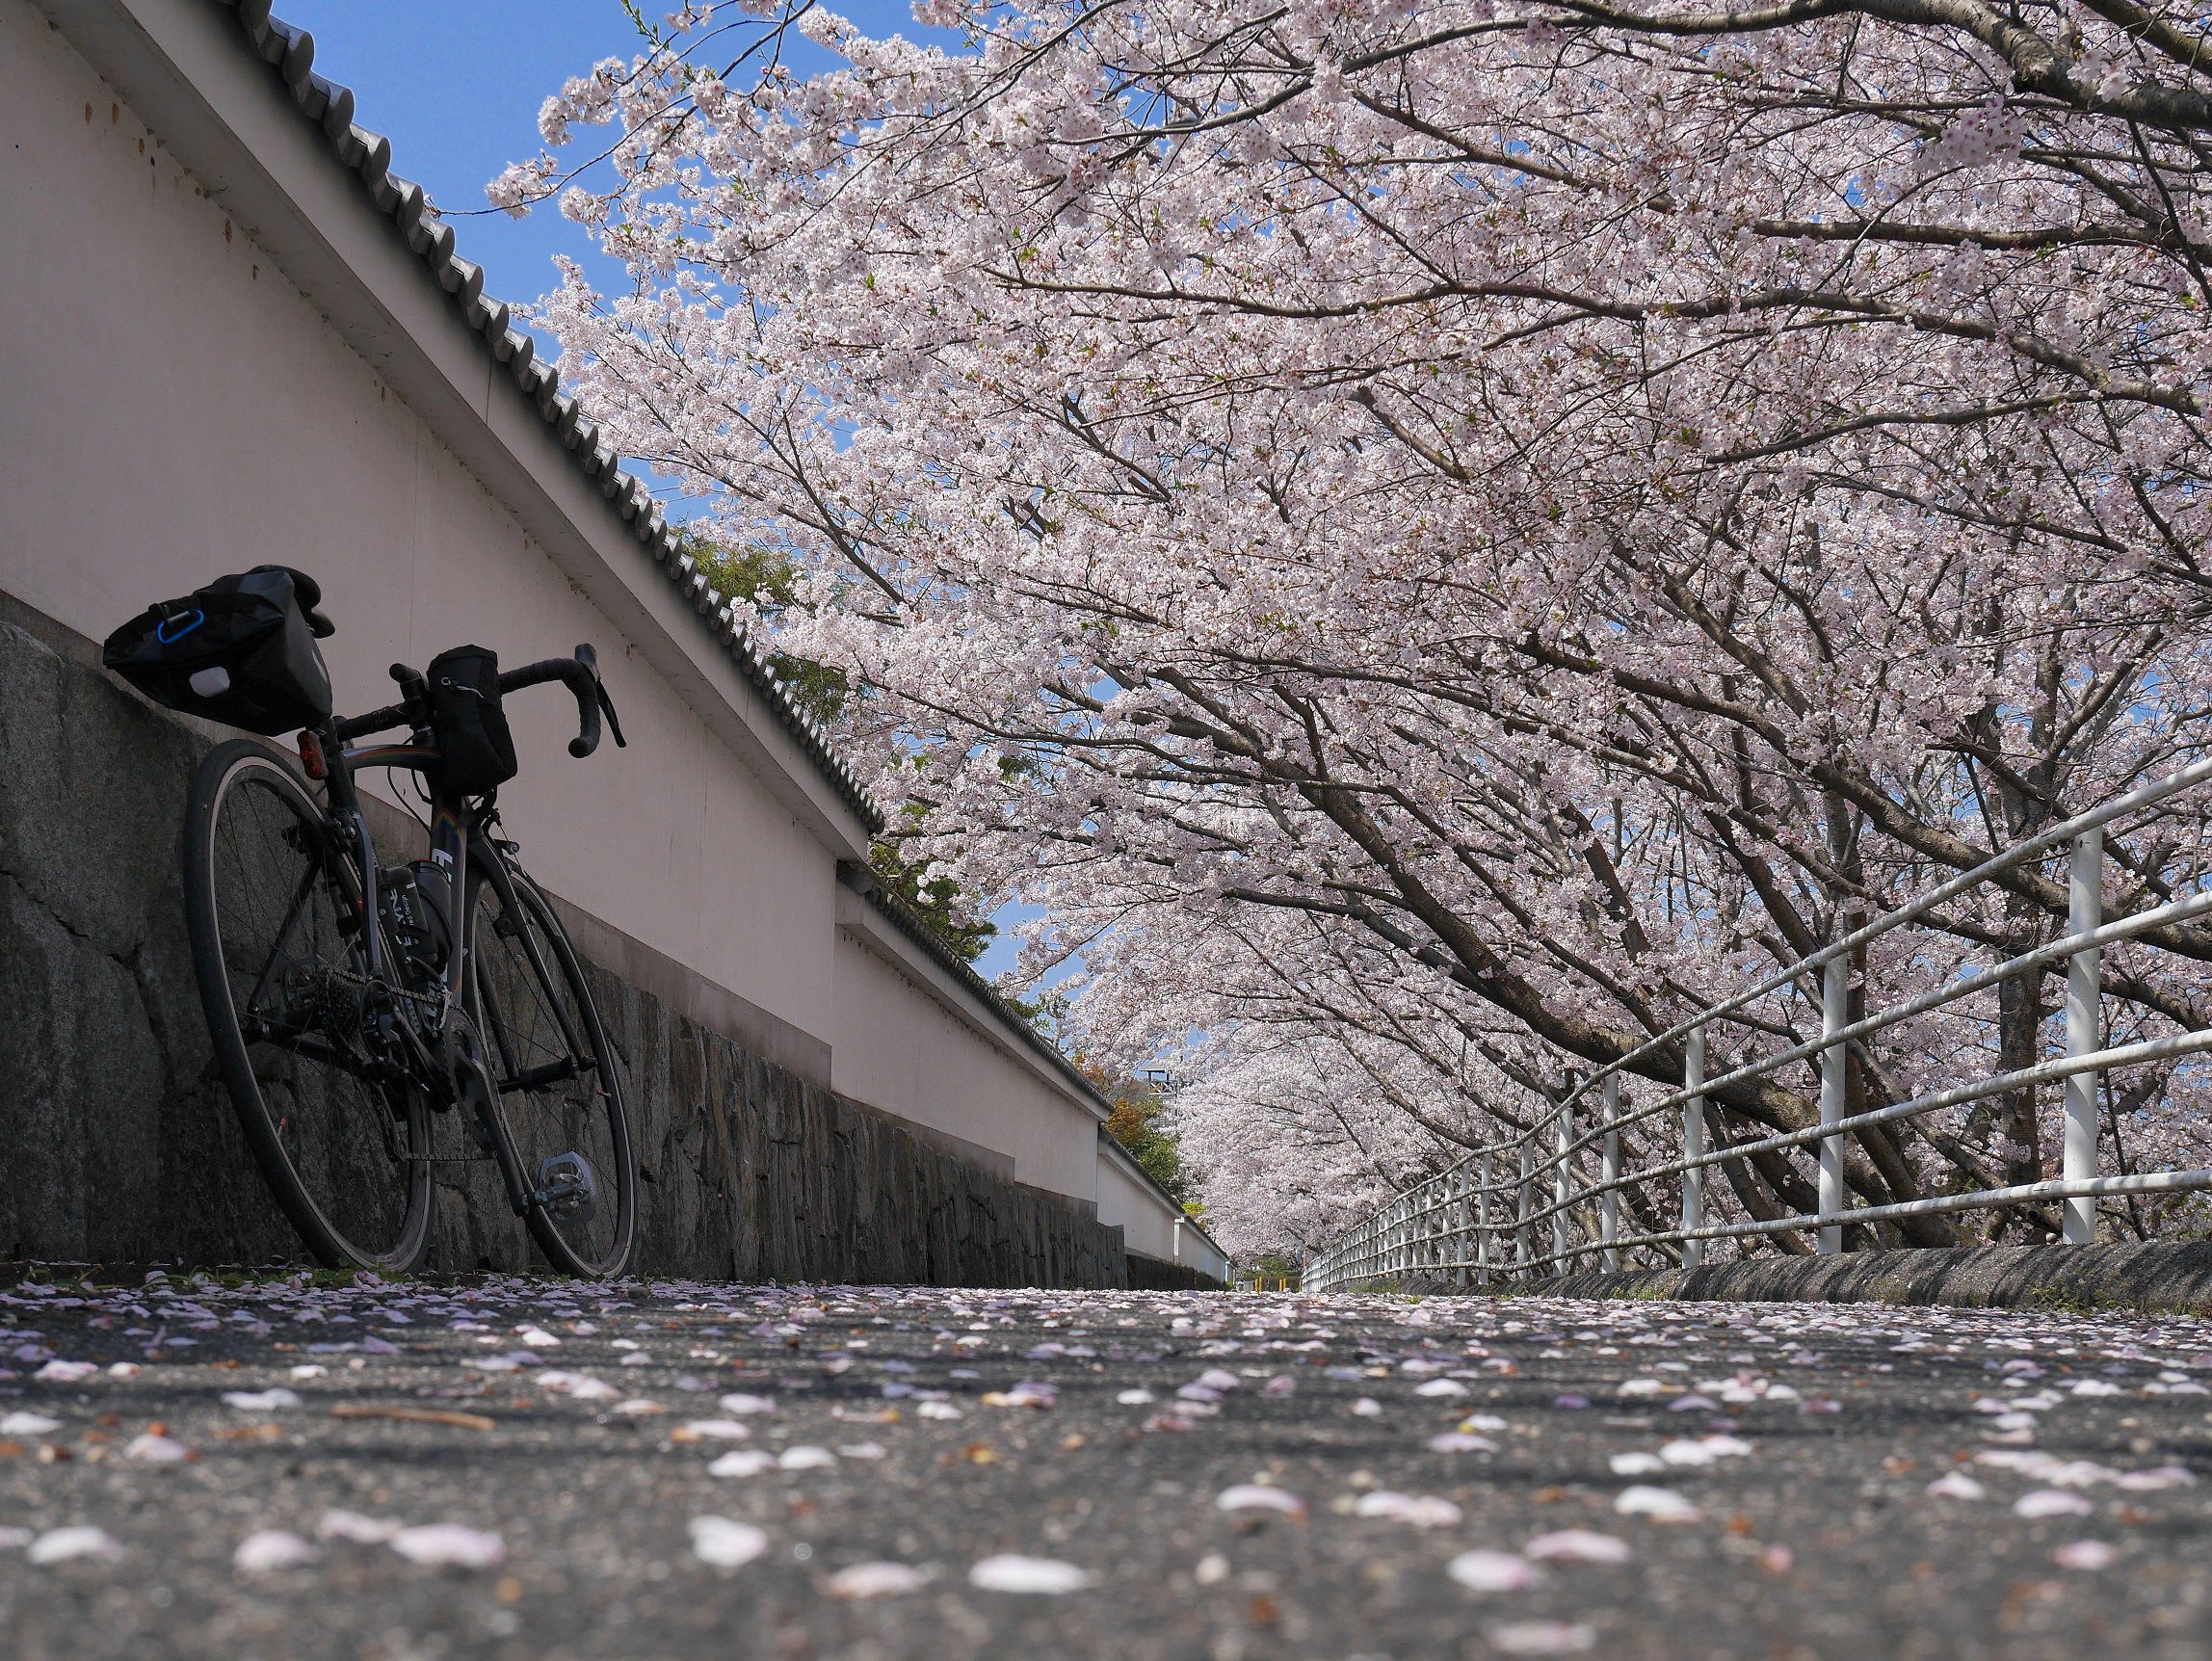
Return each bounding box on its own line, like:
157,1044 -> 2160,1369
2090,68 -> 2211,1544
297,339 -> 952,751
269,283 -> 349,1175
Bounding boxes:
571,644 -> 626,750
595,677 -> 627,749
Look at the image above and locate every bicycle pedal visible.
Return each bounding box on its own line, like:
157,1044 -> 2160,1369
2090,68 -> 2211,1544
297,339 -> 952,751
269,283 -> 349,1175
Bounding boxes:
537,1151 -> 598,1226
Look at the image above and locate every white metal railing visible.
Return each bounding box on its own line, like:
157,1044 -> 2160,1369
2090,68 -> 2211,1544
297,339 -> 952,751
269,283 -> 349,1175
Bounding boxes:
1302,758 -> 2212,1293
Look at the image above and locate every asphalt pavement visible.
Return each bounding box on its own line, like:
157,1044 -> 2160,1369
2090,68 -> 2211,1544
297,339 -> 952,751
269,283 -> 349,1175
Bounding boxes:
3,1266 -> 2209,1659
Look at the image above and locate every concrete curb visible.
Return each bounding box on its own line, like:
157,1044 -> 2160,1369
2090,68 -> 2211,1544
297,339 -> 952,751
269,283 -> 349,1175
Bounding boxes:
1479,1242 -> 2212,1317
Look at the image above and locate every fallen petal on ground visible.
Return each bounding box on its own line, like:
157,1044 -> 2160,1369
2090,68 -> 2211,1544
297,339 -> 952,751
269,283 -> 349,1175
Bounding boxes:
389,1523 -> 506,1569
221,1388 -> 302,1412
829,1561 -> 928,1597
1485,1620 -> 1597,1655
234,1530 -> 319,1573
1447,1550 -> 1542,1594
689,1516 -> 769,1569
318,1511 -> 401,1544
2014,1490 -> 2095,1519
1523,1530 -> 1632,1565
1356,1491 -> 1463,1527
678,1420 -> 752,1441
2052,1540 -> 2118,1570
1216,1485 -> 1306,1519
969,1555 -> 1092,1595
28,1526 -> 123,1566
1614,1486 -> 1699,1522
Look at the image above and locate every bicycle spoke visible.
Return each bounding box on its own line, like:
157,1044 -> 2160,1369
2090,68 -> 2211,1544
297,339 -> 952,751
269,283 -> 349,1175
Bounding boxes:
240,858 -> 331,1020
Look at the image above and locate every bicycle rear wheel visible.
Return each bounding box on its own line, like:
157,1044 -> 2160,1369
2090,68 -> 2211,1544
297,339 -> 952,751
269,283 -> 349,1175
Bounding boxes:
183,740 -> 431,1272
466,853 -> 636,1278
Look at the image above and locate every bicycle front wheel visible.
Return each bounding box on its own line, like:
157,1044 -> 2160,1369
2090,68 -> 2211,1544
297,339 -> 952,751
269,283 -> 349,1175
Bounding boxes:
466,853 -> 636,1278
183,741 -> 431,1273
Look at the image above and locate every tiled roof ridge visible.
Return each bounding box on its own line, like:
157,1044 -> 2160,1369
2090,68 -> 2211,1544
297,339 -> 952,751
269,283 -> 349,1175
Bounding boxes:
208,0 -> 884,832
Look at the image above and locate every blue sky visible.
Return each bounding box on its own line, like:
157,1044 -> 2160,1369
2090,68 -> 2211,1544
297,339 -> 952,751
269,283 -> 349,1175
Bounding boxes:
275,2 -> 941,341
276,2 -> 1041,983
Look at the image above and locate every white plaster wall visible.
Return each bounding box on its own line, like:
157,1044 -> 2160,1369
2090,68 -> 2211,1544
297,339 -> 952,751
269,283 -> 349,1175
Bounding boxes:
830,933 -> 1101,1201
1096,1152 -> 1179,1262
0,0 -> 837,1042
1110,1160 -> 1227,1277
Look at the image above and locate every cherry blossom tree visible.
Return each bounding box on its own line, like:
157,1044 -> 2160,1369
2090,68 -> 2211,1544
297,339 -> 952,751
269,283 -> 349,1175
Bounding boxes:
500,0 -> 2212,1256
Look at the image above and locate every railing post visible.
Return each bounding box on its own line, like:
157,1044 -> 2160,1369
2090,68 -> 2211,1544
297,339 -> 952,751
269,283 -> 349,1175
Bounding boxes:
1819,952 -> 1849,1255
1476,1150 -> 1492,1280
1515,1145 -> 1534,1276
1455,1167 -> 1472,1290
2064,829 -> 2103,1246
1681,1026 -> 1705,1271
1553,1100 -> 1574,1269
1601,1076 -> 1621,1272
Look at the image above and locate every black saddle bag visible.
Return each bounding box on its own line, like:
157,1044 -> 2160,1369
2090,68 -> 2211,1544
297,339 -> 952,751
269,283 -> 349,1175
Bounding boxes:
426,645 -> 517,798
102,566 -> 334,735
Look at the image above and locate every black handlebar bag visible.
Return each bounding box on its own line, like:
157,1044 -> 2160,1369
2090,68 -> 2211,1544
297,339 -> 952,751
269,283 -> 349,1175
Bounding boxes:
101,566 -> 334,735
426,645 -> 517,798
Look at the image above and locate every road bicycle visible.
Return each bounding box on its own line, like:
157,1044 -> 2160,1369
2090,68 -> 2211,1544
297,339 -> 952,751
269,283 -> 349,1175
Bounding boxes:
110,567 -> 639,1277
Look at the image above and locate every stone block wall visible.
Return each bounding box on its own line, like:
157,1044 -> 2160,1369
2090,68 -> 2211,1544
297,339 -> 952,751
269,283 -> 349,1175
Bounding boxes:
0,609 -> 1128,1286
1127,1254 -> 1224,1293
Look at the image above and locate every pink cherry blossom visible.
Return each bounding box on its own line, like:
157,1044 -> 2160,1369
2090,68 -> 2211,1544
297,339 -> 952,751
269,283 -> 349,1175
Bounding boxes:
497,0 -> 2212,1258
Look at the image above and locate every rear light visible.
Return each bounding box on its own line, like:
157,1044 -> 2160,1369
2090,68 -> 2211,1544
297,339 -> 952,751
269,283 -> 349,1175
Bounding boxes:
296,728 -> 328,780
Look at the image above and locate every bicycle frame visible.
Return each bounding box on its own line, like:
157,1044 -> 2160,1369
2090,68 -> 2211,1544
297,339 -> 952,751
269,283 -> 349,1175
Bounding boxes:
318,722 -> 607,1226
168,622 -> 630,1275
320,733 -> 469,1015
302,725 -> 527,1212
275,645 -> 621,1228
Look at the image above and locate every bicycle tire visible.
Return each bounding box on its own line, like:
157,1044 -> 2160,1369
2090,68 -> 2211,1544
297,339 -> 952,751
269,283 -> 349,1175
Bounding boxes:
466,851 -> 636,1278
183,740 -> 432,1273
